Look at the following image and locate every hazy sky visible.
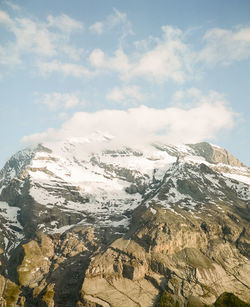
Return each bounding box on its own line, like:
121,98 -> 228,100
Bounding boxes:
0,0 -> 250,167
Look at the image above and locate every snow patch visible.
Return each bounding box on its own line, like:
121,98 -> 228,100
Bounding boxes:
150,208 -> 156,215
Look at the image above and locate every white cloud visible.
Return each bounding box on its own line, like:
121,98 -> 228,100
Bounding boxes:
38,92 -> 85,110
200,26 -> 250,65
89,26 -> 193,83
89,22 -> 104,35
89,48 -> 105,66
2,5 -> 250,84
0,9 -> 84,72
0,9 -> 13,25
13,17 -> 56,56
106,85 -> 144,105
22,91 -> 235,149
87,24 -> 250,84
37,60 -> 93,77
131,26 -> 190,82
47,14 -> 84,33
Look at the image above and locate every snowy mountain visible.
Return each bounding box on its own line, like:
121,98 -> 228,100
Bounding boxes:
0,139 -> 249,306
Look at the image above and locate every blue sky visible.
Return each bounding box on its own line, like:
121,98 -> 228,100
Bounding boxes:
0,0 -> 250,167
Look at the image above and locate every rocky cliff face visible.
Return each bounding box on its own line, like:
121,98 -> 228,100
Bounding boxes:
0,139 -> 249,306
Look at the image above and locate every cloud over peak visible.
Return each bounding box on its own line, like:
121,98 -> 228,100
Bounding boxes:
23,91 -> 235,150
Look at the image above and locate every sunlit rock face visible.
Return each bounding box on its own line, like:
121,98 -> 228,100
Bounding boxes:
0,139 -> 249,306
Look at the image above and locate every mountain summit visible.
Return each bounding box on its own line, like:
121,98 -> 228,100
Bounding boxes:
0,141 -> 249,306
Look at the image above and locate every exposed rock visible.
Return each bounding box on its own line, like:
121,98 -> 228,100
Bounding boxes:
188,142 -> 245,167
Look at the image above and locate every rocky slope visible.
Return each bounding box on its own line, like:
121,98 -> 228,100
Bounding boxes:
0,138 -> 249,306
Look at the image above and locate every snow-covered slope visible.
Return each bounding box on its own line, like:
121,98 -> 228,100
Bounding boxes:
0,139 -> 249,239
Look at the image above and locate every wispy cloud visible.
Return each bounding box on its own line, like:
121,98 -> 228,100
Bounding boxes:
172,88 -> 203,104
5,1 -> 21,11
88,23 -> 250,84
1,5 -> 250,86
37,92 -> 86,110
47,14 -> 84,33
61,45 -> 84,61
106,85 -> 144,105
89,8 -> 133,44
37,60 -> 93,77
0,9 -> 13,24
199,26 -> 250,65
171,88 -> 229,113
0,8 -> 84,73
89,21 -> 104,35
13,17 -> 56,57
0,43 -> 21,66
89,26 -> 194,83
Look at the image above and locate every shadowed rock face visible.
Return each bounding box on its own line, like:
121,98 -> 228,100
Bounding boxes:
0,140 -> 249,306
213,292 -> 250,307
188,142 -> 245,167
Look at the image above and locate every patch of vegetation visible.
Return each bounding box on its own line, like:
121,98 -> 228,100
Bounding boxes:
4,279 -> 21,305
214,292 -> 250,307
177,179 -> 205,201
187,299 -> 211,307
157,291 -> 180,307
42,284 -> 55,305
